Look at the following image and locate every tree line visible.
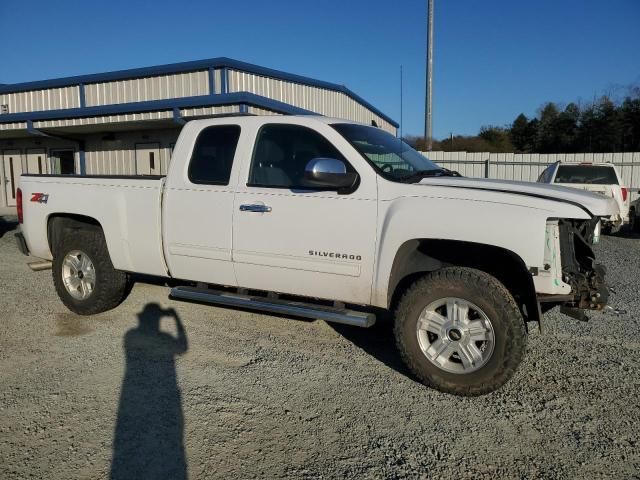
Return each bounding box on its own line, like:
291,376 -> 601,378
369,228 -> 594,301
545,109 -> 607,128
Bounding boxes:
407,86 -> 640,153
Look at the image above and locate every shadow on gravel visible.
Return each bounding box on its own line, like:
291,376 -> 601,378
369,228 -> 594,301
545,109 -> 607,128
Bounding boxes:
609,229 -> 640,240
111,303 -> 188,480
0,216 -> 18,239
329,316 -> 417,383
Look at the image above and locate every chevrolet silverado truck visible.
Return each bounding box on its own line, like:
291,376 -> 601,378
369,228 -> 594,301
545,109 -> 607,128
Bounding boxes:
15,115 -> 617,396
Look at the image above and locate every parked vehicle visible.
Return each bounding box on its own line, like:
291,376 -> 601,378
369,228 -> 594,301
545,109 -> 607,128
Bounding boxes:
537,161 -> 629,233
630,197 -> 640,233
15,115 -> 617,395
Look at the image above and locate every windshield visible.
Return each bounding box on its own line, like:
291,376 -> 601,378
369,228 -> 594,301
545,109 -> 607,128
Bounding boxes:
554,165 -> 619,185
331,123 -> 443,181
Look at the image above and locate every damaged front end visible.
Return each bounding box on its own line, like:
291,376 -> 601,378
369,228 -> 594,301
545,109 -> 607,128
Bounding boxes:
537,217 -> 609,321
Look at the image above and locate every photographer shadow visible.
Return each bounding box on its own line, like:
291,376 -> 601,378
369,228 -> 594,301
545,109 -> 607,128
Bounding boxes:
110,303 -> 188,480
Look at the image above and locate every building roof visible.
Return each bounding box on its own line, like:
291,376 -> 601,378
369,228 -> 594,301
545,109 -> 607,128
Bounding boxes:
0,57 -> 397,129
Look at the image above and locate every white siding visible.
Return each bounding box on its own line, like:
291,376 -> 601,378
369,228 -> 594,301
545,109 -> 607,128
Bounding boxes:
247,106 -> 282,116
227,69 -> 396,133
180,105 -> 241,118
0,122 -> 27,131
33,110 -> 174,128
84,71 -> 209,106
0,86 -> 80,113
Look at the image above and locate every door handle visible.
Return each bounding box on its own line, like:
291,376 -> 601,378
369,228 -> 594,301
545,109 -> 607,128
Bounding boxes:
239,203 -> 272,213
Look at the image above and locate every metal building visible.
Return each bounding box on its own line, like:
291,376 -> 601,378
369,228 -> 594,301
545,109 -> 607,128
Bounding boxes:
0,57 -> 397,214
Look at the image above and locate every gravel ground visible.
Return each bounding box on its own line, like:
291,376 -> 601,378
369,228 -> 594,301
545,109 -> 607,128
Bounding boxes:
0,216 -> 639,479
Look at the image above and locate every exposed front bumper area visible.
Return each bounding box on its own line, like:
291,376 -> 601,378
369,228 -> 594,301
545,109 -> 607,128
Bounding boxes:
14,232 -> 29,256
541,217 -> 610,320
538,218 -> 609,320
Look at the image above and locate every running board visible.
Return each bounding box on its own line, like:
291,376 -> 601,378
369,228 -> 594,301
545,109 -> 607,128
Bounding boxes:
169,286 -> 376,328
28,260 -> 52,271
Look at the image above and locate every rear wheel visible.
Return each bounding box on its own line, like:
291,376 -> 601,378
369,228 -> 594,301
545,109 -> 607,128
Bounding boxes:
631,208 -> 640,233
394,267 -> 527,396
53,227 -> 128,315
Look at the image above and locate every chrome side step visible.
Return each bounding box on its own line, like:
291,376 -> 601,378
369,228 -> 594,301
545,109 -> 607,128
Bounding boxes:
169,286 -> 376,328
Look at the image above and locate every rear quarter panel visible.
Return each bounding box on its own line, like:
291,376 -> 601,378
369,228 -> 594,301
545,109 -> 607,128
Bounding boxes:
20,175 -> 167,276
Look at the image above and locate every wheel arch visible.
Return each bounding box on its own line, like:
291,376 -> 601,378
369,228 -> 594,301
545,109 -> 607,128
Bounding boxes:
387,238 -> 539,324
47,213 -> 104,254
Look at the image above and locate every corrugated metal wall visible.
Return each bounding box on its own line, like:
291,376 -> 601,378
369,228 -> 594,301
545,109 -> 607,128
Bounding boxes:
0,122 -> 27,131
423,151 -> 640,201
85,71 -> 210,106
0,86 -> 80,113
0,128 -> 180,179
34,111 -> 174,128
227,69 -> 396,133
84,129 -> 179,175
1,65 -> 395,133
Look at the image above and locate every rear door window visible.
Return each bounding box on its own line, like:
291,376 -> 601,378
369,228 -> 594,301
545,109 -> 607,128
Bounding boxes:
188,125 -> 241,185
554,165 -> 619,185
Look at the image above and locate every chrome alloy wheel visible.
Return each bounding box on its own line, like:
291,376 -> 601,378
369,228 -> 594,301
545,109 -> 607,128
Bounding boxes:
61,250 -> 96,300
416,297 -> 495,374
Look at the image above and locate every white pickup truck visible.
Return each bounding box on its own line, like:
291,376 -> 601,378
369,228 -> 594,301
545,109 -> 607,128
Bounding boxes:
537,161 -> 630,233
15,115 -> 617,395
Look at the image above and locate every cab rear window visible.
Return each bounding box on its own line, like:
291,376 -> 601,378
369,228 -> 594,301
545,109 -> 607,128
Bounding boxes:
188,125 -> 241,185
554,165 -> 619,185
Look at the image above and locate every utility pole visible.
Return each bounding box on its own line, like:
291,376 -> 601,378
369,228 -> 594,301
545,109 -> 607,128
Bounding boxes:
400,65 -> 403,140
425,0 -> 434,150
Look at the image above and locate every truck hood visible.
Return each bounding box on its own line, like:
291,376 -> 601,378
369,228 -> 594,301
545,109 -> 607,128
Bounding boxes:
418,177 -> 618,217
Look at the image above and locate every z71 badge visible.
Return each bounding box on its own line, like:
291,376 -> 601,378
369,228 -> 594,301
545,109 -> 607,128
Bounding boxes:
30,193 -> 49,204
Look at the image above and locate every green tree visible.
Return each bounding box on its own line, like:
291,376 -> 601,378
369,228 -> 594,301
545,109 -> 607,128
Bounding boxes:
536,102 -> 561,153
620,93 -> 640,151
510,114 -> 530,152
555,103 -> 580,152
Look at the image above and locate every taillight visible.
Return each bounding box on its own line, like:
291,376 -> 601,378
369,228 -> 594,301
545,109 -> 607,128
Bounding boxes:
17,188 -> 23,224
621,187 -> 628,202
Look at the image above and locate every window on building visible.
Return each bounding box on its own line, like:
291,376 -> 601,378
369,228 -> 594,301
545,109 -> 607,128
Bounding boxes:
248,124 -> 349,189
188,125 -> 241,185
51,150 -> 75,175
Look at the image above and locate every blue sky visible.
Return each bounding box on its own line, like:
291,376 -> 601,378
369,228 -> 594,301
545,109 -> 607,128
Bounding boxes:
1,0 -> 638,139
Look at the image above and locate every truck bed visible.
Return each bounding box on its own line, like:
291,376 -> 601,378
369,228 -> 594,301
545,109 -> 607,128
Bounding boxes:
19,174 -> 168,277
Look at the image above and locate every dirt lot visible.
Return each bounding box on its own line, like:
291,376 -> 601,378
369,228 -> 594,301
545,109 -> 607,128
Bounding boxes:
1,216 -> 639,479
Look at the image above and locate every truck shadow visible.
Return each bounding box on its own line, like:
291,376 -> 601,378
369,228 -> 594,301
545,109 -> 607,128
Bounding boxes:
110,303 -> 188,480
609,229 -> 640,239
0,216 -> 18,239
329,315 -> 416,382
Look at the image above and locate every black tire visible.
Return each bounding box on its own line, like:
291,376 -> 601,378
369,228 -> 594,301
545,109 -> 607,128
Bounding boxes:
52,226 -> 128,315
394,267 -> 527,396
631,208 -> 640,233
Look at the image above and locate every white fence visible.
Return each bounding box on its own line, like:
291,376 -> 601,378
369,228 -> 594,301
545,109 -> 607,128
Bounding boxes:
421,151 -> 640,200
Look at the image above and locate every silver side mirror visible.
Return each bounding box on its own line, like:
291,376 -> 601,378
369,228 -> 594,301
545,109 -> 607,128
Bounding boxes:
304,158 -> 358,191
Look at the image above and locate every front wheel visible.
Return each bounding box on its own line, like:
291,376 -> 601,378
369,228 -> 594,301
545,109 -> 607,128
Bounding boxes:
394,267 -> 527,396
53,226 -> 129,315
